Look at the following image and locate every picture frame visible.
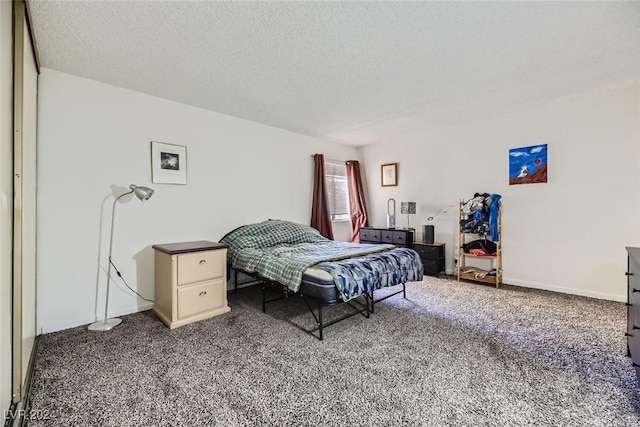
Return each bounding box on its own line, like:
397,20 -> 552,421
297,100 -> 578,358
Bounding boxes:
381,163 -> 398,187
151,141 -> 187,185
509,143 -> 548,185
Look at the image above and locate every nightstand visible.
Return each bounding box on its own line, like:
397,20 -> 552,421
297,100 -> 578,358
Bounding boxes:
413,242 -> 445,277
152,240 -> 230,328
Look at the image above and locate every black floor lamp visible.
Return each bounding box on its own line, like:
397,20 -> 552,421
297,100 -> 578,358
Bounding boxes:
88,184 -> 154,332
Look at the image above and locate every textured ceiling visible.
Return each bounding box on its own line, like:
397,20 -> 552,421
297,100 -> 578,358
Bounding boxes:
28,1 -> 640,146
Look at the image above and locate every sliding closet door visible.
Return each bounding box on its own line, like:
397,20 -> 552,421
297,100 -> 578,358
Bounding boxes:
12,1 -> 38,403
0,0 -> 14,412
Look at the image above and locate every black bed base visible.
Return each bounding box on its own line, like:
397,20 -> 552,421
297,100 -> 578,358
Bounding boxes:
368,284 -> 406,314
232,269 -> 407,340
262,279 -> 371,341
234,269 -> 261,292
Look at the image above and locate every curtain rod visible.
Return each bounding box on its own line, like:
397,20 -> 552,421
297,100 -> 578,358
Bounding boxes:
310,154 -> 354,164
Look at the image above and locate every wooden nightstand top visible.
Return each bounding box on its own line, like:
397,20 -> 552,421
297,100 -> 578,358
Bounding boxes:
152,240 -> 228,255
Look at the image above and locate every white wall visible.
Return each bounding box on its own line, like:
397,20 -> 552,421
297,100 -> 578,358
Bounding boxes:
362,81 -> 640,301
0,0 -> 14,412
37,69 -> 360,333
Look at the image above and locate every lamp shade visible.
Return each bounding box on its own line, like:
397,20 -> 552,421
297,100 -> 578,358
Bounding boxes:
129,184 -> 154,201
400,202 -> 416,214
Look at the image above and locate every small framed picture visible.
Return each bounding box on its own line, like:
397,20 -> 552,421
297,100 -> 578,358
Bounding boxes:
151,141 -> 187,185
381,163 -> 398,187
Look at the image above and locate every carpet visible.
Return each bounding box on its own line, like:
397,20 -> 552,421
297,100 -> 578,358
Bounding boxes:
25,277 -> 640,426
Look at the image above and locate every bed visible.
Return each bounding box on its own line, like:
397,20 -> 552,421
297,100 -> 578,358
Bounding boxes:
220,219 -> 423,339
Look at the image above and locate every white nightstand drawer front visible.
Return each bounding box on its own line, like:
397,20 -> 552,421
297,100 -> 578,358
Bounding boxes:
177,280 -> 224,319
177,250 -> 225,285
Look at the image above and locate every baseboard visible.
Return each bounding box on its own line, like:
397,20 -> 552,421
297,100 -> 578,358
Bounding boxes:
503,277 -> 625,302
112,302 -> 154,317
41,302 -> 156,334
439,272 -> 625,302
3,335 -> 40,427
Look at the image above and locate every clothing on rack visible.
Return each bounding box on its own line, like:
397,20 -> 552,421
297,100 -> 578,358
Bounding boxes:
488,194 -> 501,242
461,193 -> 489,216
460,192 -> 501,242
462,239 -> 497,255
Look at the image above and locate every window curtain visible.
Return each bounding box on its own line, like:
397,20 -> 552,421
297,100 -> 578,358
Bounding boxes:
311,154 -> 334,239
346,160 -> 369,243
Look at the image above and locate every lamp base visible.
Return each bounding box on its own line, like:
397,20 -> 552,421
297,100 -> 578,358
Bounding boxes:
88,318 -> 122,331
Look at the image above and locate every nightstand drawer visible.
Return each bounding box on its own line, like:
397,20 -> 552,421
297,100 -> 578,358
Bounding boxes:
177,280 -> 224,319
414,245 -> 439,259
177,250 -> 224,285
422,259 -> 442,276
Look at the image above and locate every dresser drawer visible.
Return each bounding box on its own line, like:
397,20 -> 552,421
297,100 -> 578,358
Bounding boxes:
361,228 -> 381,243
177,250 -> 225,285
360,227 -> 412,247
631,303 -> 640,365
381,230 -> 394,244
177,280 -> 225,319
629,283 -> 640,306
393,231 -> 410,245
629,254 -> 640,302
380,230 -> 410,245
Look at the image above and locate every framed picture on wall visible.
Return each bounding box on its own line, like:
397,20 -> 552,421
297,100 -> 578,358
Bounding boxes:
509,144 -> 548,185
381,163 -> 398,187
151,141 -> 187,185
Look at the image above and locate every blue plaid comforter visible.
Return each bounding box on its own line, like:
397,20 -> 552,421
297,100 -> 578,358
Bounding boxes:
221,220 -> 423,301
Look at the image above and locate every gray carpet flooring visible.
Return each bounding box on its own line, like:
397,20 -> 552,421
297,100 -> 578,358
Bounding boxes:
25,277 -> 640,427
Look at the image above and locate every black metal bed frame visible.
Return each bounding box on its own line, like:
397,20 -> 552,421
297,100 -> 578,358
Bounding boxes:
232,268 -> 407,340
368,283 -> 406,314
234,269 -> 261,292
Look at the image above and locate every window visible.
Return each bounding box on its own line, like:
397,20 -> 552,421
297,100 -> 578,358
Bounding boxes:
325,161 -> 350,221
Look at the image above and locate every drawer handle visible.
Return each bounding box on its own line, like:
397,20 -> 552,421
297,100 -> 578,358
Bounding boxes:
633,288 -> 640,293
199,291 -> 207,296
627,272 -> 635,276
634,325 -> 640,330
199,260 -> 207,264
627,303 -> 633,307
626,332 -> 634,337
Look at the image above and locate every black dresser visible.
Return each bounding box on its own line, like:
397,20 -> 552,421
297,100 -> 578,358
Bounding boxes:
626,246 -> 640,385
360,227 -> 414,249
413,242 -> 445,277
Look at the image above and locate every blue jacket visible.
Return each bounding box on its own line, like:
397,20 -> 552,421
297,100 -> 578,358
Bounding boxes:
488,194 -> 501,242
